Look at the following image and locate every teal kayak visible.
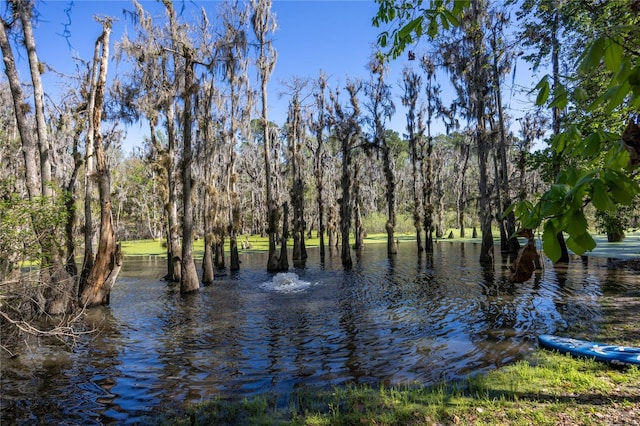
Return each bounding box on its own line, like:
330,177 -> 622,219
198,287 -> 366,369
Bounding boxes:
538,334 -> 640,366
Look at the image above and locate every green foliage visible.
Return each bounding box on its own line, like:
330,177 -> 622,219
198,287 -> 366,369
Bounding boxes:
513,1 -> 640,261
595,205 -> 632,242
373,0 -> 470,59
0,179 -> 69,268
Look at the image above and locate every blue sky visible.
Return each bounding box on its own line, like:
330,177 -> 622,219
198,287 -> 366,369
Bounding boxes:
9,0 -> 537,153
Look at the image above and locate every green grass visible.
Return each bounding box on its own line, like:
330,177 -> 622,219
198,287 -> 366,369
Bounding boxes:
152,350 -> 640,425
118,229 -> 481,258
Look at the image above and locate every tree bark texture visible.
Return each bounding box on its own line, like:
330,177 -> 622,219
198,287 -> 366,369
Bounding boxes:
179,49 -> 200,293
312,74 -> 328,262
401,69 -> 424,252
251,0 -> 279,272
80,20 -> 123,308
16,0 -> 51,198
0,17 -> 39,201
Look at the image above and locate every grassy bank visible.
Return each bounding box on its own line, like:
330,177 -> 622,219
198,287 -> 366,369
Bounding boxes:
119,230 -> 479,258
153,350 -> 640,425
119,230 -> 640,259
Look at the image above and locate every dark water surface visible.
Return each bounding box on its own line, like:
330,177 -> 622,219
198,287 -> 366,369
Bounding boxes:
1,242 -> 635,424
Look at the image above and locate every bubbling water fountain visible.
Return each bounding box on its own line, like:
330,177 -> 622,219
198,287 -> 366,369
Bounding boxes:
259,272 -> 314,293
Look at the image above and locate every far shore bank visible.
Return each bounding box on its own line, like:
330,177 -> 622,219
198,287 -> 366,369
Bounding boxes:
120,230 -> 640,260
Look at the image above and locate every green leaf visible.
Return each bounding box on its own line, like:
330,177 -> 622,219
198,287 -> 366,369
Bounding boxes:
629,66 -> 640,86
377,32 -> 388,48
579,37 -> 605,74
573,87 -> 589,102
566,232 -> 597,255
591,179 -> 616,211
535,76 -> 550,106
604,81 -> 631,113
614,60 -> 633,84
542,220 -> 561,262
603,38 -> 623,72
552,132 -> 566,153
501,201 -> 516,219
581,132 -> 602,157
441,8 -> 460,27
567,170 -> 595,208
549,87 -> 568,110
604,169 -> 640,205
427,17 -> 438,38
452,0 -> 470,16
565,210 -> 588,239
523,209 -> 542,230
587,91 -> 609,112
516,200 -> 534,217
604,141 -> 631,169
398,16 -> 423,40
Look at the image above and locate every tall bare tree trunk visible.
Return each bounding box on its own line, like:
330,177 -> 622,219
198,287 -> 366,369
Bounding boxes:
16,0 -> 50,198
286,90 -> 307,264
80,20 -> 123,308
422,135 -> 434,253
180,48 -> 199,294
251,0 -> 279,272
353,163 -> 365,251
470,0 -> 494,264
80,19 -> 100,294
456,141 -> 470,238
490,18 -> 519,256
201,83 -> 217,285
310,73 -> 328,261
0,17 -> 39,201
340,134 -> 353,268
165,105 -> 181,282
12,0 -> 73,314
401,68 -> 424,252
366,58 -> 396,256
277,202 -> 289,271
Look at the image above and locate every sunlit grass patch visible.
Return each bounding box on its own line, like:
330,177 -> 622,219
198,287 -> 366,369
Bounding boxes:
154,349 -> 640,425
119,239 -> 166,256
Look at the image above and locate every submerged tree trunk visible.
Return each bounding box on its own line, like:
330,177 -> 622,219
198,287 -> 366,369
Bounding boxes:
214,235 -> 225,269
165,108 -> 181,282
489,19 -> 519,256
333,82 -> 361,268
80,20 -> 123,308
382,145 -> 397,255
251,0 -> 279,272
179,48 -> 200,294
477,128 -> 494,264
64,127 -> 83,277
311,73 -> 328,262
353,163 -> 365,251
422,135 -> 434,253
401,68 -> 424,253
202,236 -> 214,284
456,140 -> 470,238
277,202 -> 289,271
81,20 -> 100,294
265,126 -> 280,271
287,90 -> 307,265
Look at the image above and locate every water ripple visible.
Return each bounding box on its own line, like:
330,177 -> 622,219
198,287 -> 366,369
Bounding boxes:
0,244 -> 629,424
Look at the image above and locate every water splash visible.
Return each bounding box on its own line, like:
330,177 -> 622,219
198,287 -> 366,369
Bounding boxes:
260,272 -> 313,293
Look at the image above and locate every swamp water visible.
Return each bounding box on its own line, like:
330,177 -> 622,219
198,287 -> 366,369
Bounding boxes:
1,242 -> 639,424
